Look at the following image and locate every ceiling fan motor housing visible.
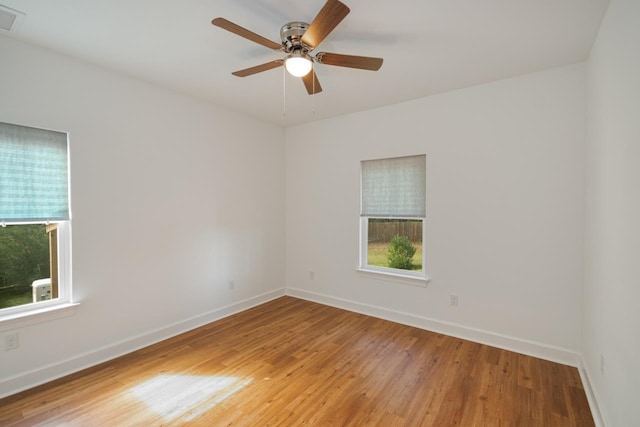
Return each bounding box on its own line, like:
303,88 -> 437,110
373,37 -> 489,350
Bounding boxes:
280,22 -> 311,52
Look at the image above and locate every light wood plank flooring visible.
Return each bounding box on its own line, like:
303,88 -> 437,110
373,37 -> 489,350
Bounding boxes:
0,296 -> 594,426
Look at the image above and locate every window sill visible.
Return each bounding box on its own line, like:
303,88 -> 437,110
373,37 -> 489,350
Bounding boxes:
0,302 -> 79,332
356,268 -> 431,287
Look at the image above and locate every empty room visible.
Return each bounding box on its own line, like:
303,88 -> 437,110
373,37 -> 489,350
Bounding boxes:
0,0 -> 638,425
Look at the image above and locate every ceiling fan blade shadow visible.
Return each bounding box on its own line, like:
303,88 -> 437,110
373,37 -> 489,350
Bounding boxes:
232,0 -> 290,24
301,0 -> 350,49
212,18 -> 282,50
336,31 -> 398,45
302,70 -> 323,94
316,52 -> 383,71
232,60 -> 284,77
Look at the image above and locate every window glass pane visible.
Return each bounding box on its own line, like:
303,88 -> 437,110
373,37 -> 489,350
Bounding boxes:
0,224 -> 53,309
367,219 -> 422,272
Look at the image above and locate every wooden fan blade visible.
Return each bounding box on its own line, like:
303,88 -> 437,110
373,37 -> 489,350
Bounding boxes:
302,70 -> 323,95
301,0 -> 350,48
316,52 -> 383,71
232,60 -> 283,77
212,18 -> 282,50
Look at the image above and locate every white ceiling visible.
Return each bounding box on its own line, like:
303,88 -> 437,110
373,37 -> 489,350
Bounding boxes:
1,0 -> 608,127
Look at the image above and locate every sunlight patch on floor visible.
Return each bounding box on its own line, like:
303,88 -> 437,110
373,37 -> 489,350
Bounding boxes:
130,374 -> 252,421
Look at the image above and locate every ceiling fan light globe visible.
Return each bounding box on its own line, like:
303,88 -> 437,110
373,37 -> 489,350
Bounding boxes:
285,56 -> 312,77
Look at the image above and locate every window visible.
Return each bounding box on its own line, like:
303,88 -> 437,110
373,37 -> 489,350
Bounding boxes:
359,155 -> 427,282
0,121 -> 72,320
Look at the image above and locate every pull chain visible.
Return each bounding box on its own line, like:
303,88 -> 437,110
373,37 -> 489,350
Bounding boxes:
282,65 -> 286,116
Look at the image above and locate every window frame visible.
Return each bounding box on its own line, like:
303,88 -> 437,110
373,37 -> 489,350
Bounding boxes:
0,120 -> 75,329
0,220 -> 74,327
357,154 -> 429,285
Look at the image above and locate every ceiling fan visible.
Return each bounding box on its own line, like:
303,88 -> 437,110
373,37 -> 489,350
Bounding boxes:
211,0 -> 383,95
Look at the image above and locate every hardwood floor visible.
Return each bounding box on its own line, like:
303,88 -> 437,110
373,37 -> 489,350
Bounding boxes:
0,297 -> 594,426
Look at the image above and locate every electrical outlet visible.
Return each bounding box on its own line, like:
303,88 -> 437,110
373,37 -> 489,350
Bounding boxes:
600,354 -> 605,374
5,332 -> 19,351
449,295 -> 459,307
228,280 -> 235,290
309,271 -> 315,280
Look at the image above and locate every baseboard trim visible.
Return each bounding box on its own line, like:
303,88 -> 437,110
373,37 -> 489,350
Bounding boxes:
0,288 -> 286,399
578,357 -> 607,427
285,287 -> 581,367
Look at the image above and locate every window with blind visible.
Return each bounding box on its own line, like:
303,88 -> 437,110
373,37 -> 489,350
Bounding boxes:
359,155 -> 427,281
0,121 -> 72,316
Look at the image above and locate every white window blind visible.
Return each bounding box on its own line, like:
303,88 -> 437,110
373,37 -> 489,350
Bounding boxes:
361,154 -> 426,218
0,122 -> 70,222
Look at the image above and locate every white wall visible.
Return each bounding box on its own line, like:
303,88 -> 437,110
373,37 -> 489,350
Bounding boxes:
584,0 -> 640,425
286,64 -> 586,363
0,36 -> 285,396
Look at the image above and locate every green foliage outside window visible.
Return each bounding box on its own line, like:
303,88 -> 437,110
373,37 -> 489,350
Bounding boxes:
0,224 -> 50,309
387,235 -> 417,270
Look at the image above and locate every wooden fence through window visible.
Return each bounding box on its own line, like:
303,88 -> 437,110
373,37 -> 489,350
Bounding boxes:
368,219 -> 422,243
